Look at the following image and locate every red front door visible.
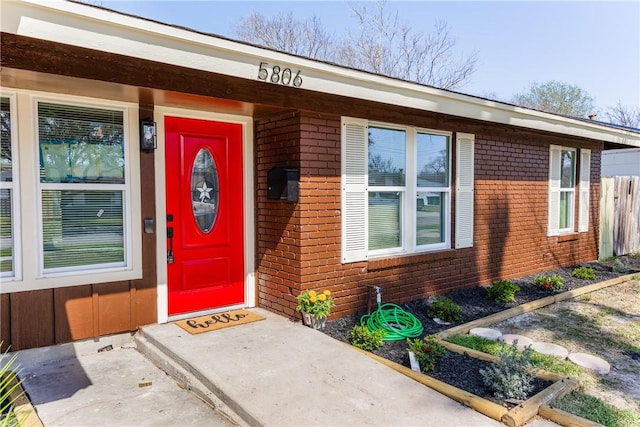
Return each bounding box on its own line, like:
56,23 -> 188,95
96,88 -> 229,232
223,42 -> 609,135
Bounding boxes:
165,116 -> 244,315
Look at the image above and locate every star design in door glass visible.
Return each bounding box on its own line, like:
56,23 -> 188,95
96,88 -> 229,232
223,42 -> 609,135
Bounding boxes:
197,181 -> 212,202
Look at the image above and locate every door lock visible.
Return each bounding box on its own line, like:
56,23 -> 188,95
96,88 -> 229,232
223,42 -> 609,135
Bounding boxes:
167,226 -> 174,264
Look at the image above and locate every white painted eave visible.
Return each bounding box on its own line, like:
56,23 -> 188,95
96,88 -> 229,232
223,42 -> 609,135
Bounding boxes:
3,0 -> 639,148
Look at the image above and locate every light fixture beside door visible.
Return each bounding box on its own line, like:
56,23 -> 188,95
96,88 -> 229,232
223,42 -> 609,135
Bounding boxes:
140,120 -> 157,152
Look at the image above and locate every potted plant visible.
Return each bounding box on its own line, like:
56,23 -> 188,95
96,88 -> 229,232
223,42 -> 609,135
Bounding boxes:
296,289 -> 334,330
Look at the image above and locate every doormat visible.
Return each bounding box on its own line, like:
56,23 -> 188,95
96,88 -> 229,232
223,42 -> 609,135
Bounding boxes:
174,310 -> 266,335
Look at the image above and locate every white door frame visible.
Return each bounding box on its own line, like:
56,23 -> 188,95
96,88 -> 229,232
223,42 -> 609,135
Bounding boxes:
153,106 -> 255,323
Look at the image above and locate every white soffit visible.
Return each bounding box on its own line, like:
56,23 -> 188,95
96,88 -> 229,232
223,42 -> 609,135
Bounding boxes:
3,0 -> 639,148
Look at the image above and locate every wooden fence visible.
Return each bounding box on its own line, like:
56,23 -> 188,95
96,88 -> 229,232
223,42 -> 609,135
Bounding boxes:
600,176 -> 640,258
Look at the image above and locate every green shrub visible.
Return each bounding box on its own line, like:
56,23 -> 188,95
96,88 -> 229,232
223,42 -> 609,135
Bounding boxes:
571,266 -> 597,280
480,342 -> 535,400
350,325 -> 385,351
446,334 -> 591,386
406,335 -> 447,372
1,343 -> 23,427
612,258 -> 630,274
486,280 -> 520,303
427,296 -> 462,323
533,275 -> 564,291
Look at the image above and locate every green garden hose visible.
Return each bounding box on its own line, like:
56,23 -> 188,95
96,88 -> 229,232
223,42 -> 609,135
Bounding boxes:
360,302 -> 423,341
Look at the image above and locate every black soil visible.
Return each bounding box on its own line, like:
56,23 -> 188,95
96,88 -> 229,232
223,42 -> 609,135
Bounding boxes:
322,259 -> 638,405
429,352 -> 552,405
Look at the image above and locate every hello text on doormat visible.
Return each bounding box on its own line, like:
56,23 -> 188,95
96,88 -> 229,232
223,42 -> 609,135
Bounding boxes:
174,309 -> 265,334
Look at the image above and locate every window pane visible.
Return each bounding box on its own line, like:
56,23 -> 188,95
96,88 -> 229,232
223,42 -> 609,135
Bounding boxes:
42,190 -> 125,270
416,191 -> 445,245
191,148 -> 219,233
1,97 -> 11,181
368,127 -> 406,186
561,150 -> 575,188
0,189 -> 12,275
417,133 -> 449,187
1,97 -> 13,275
559,191 -> 572,229
368,191 -> 401,250
38,102 -> 125,183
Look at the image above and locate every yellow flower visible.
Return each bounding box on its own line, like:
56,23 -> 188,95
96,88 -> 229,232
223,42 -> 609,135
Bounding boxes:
309,290 -> 317,298
318,294 -> 327,301
323,290 -> 331,296
310,295 -> 317,303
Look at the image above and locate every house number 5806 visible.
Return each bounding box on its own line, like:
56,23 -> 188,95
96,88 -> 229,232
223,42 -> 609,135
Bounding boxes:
258,62 -> 303,87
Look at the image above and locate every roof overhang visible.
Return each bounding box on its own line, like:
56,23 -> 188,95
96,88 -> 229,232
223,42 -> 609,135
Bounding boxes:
2,0 -> 639,148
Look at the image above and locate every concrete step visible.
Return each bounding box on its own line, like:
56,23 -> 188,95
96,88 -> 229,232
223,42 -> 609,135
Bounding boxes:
469,327 -> 502,340
498,334 -> 534,349
530,342 -> 569,360
134,329 -> 251,427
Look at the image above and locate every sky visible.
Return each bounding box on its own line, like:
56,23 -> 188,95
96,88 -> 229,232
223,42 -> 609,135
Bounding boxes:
100,1 -> 640,115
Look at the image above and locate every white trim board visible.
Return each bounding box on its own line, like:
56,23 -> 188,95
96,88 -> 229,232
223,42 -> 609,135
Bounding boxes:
153,106 -> 255,324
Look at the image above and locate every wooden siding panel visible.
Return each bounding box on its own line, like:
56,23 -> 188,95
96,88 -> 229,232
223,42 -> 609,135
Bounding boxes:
1,294 -> 10,352
132,279 -> 156,327
54,285 -> 93,344
136,104 -> 158,328
10,290 -> 54,350
94,282 -> 132,335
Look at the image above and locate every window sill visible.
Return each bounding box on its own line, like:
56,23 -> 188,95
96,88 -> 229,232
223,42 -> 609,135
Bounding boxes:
557,233 -> 580,243
1,267 -> 142,294
368,249 -> 456,271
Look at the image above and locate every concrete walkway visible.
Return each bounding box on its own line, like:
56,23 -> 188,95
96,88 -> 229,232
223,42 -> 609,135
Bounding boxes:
12,308 -> 559,426
12,334 -> 234,426
136,309 -> 508,427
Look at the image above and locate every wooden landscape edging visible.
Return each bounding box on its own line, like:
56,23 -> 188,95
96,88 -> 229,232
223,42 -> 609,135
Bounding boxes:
538,404 -> 603,427
435,274 -> 635,340
501,379 -> 578,427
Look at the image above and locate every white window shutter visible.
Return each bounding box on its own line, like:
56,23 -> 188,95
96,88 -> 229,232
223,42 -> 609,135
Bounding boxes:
341,117 -> 368,263
548,145 -> 562,236
455,133 -> 474,249
578,148 -> 591,232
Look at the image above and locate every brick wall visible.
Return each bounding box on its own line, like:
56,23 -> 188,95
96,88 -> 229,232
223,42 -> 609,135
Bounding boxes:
255,111 -> 602,321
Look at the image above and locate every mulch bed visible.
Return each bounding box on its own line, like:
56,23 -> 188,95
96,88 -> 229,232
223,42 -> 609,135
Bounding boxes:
429,352 -> 552,406
322,259 -> 637,405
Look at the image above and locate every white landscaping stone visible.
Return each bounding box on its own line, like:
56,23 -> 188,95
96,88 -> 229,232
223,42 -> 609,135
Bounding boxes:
498,334 -> 534,349
531,342 -> 569,360
469,327 -> 502,341
568,352 -> 611,374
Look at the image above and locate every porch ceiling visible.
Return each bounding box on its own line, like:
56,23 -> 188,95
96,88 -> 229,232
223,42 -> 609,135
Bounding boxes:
0,67 -> 285,117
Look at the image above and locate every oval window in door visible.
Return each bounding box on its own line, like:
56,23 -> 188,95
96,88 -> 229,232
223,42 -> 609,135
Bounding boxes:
191,148 -> 218,233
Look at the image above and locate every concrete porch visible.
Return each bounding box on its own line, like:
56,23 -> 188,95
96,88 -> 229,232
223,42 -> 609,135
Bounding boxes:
12,308 -> 562,426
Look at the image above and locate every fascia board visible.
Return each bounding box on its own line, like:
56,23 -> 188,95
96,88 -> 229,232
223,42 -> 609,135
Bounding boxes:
4,0 -> 640,148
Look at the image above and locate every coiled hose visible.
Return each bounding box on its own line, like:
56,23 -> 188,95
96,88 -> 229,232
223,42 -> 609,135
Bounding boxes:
360,302 -> 423,341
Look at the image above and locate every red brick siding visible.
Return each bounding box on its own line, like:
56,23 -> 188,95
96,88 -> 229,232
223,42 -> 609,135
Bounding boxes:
255,112 -> 601,321
255,111 -> 303,317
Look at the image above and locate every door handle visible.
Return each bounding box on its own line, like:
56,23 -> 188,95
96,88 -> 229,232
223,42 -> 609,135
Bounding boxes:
167,226 -> 174,264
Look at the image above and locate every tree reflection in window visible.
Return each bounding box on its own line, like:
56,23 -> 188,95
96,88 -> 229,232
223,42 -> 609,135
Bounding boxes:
368,127 -> 406,186
38,102 -> 124,183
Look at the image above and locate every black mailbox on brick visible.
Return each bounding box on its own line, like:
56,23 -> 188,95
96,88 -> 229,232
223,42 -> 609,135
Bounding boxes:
267,167 -> 299,202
